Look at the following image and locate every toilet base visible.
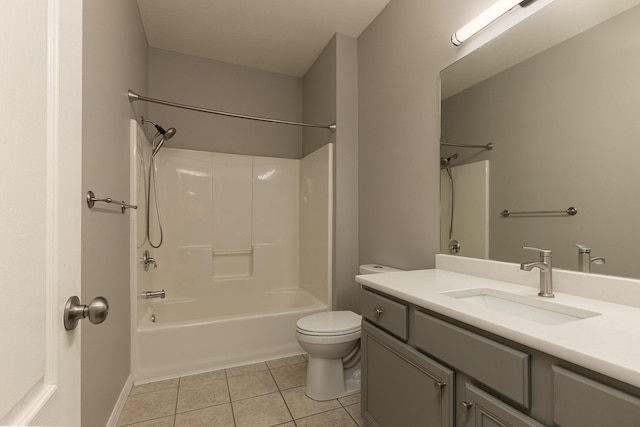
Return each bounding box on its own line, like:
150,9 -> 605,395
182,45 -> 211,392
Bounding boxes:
304,356 -> 361,401
343,365 -> 361,394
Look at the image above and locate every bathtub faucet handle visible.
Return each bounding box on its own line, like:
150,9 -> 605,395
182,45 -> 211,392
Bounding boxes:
143,250 -> 157,271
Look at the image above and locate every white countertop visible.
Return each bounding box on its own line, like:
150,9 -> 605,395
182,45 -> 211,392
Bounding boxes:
356,268 -> 640,388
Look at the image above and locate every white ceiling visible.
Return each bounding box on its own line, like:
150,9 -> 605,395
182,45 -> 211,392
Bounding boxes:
136,0 -> 390,77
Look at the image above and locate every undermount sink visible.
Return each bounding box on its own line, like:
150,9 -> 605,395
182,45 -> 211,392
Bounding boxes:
442,288 -> 601,325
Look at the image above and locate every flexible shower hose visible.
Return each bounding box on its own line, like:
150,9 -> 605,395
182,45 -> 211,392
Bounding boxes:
146,135 -> 164,248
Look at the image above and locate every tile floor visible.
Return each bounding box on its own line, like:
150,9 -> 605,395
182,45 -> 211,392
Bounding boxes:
117,355 -> 367,427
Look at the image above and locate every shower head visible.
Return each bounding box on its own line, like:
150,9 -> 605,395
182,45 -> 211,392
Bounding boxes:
151,127 -> 176,158
164,127 -> 177,140
141,117 -> 176,157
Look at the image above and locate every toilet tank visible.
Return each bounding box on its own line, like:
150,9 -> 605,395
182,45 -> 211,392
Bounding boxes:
359,264 -> 404,274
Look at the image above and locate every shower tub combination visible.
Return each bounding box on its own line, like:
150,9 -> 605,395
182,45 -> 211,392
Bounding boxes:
135,289 -> 325,380
130,120 -> 333,381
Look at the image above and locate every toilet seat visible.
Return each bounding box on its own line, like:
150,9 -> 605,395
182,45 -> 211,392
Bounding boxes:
296,311 -> 361,336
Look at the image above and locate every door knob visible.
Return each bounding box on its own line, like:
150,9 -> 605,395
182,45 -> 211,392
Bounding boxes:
64,296 -> 109,330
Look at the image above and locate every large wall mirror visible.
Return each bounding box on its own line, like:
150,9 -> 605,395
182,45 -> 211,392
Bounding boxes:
440,0 -> 640,278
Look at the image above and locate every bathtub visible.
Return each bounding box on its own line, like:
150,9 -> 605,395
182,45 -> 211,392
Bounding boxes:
132,288 -> 326,382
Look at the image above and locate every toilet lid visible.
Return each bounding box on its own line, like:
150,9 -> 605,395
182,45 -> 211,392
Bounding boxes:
296,311 -> 361,335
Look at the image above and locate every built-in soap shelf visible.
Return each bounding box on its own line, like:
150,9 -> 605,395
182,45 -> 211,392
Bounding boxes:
213,248 -> 253,279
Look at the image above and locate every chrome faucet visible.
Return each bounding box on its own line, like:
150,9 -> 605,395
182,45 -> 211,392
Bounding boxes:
575,244 -> 606,273
520,246 -> 554,298
142,250 -> 157,272
138,289 -> 165,299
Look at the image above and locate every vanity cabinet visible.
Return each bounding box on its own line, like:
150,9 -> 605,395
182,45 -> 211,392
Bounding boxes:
361,291 -> 454,427
360,286 -> 640,427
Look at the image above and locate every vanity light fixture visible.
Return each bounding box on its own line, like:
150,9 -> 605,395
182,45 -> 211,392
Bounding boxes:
452,0 -> 527,46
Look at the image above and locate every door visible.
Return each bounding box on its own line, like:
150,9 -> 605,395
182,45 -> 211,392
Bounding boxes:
461,384 -> 544,427
362,321 -> 454,427
0,1 -> 82,425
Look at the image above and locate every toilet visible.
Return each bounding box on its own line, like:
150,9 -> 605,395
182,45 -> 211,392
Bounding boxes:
295,264 -> 403,401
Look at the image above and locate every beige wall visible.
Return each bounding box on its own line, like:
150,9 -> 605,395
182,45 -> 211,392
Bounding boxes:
302,36 -> 337,157
82,1 -> 148,425
334,35 -> 360,311
358,0 -> 495,270
303,35 -> 360,311
442,6 -> 640,277
148,48 -> 303,159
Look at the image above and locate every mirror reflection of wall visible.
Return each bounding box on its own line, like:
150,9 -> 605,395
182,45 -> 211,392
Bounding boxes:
441,4 -> 640,278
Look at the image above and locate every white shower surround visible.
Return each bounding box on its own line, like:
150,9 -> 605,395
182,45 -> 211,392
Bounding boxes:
129,121 -> 333,381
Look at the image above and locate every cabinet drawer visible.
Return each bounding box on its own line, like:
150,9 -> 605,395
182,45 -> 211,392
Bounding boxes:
361,288 -> 408,341
553,366 -> 640,427
414,311 -> 530,408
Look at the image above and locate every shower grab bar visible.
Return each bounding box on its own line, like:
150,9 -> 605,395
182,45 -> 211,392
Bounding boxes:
441,142 -> 494,150
86,190 -> 138,213
128,89 -> 337,132
500,207 -> 578,217
213,249 -> 253,256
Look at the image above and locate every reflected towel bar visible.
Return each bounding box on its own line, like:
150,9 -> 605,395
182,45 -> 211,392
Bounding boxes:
500,207 -> 577,217
441,142 -> 494,150
86,190 -> 137,214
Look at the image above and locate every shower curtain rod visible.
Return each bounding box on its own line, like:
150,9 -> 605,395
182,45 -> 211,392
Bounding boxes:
128,90 -> 337,132
441,142 -> 494,150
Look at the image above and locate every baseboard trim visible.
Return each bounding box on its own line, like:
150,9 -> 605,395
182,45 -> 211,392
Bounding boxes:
105,374 -> 133,427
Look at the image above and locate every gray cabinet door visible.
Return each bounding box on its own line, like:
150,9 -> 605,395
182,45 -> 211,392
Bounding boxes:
362,320 -> 454,427
461,384 -> 545,427
553,366 -> 640,427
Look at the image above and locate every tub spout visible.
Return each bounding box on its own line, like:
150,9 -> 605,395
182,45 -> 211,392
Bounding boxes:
138,289 -> 165,299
